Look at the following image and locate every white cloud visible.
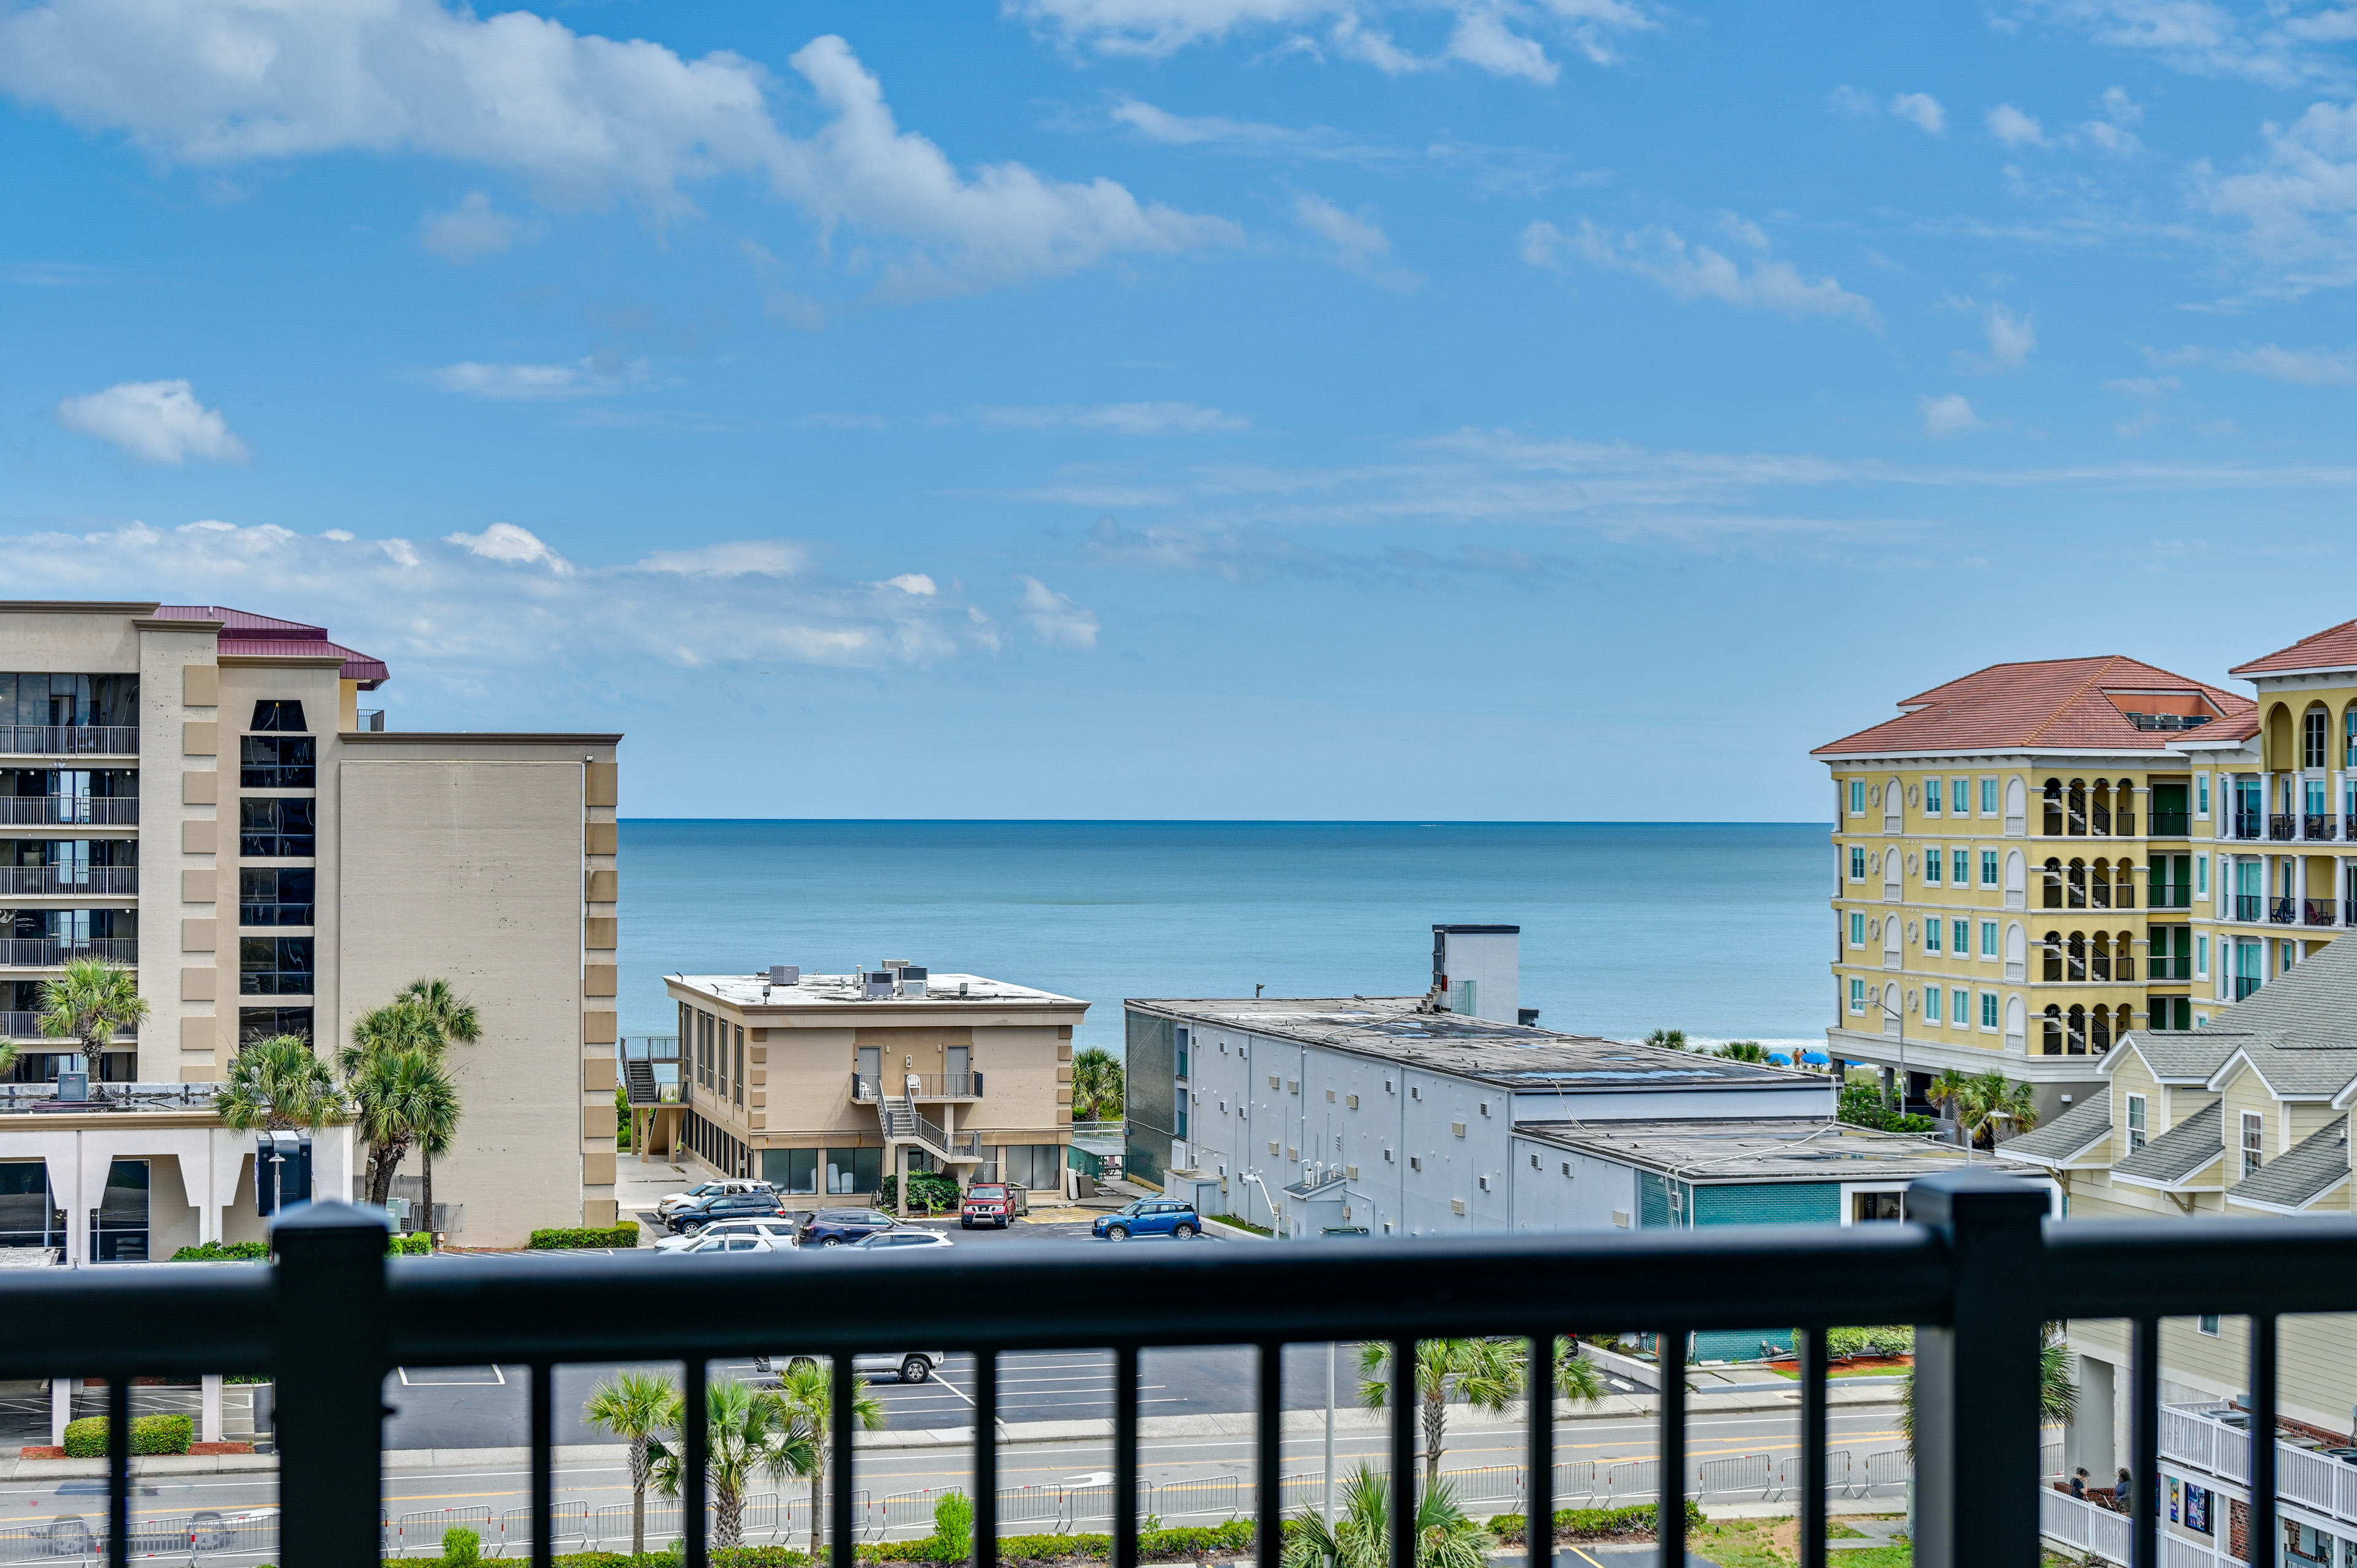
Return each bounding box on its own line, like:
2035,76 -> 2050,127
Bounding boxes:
635,541 -> 813,576
1016,576 -> 1101,649
1919,393 -> 1987,436
1010,0 -> 1652,81
56,379 -> 248,465
419,190 -> 532,262
1827,85 -> 1878,117
1889,91 -> 1947,134
2193,103 -> 2357,296
2020,0 -> 2334,90
884,573 -> 938,595
1987,104 -> 2049,148
2163,342 -> 2357,382
446,522 -> 573,572
0,7 -> 1234,301
427,360 -> 644,399
1983,302 -> 2037,371
1520,217 -> 1879,326
977,402 -> 1250,434
1291,191 -> 1420,289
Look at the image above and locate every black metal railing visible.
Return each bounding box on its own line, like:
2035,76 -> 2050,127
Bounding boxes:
0,797 -> 138,825
2270,813 -> 2299,840
2236,894 -> 2264,922
2148,884 -> 2192,909
2272,897 -> 2299,924
2308,815 -> 2340,841
2233,811 -> 2265,840
0,1012 -> 137,1041
2151,955 -> 2189,981
0,724 -> 139,755
354,709 -> 385,732
10,1181 -> 2357,1568
2149,811 -> 2189,836
0,866 -> 137,895
2237,975 -> 2263,999
2305,899 -> 2338,927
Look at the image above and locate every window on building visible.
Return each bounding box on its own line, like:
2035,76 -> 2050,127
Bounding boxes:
2196,935 -> 2210,979
1981,851 -> 1999,887
1849,978 -> 1866,1014
238,797 -> 317,857
2305,709 -> 2329,770
1924,987 -> 1942,1023
240,735 -> 317,789
1925,778 -> 1943,814
2197,774 -> 2211,817
1849,779 -> 1865,815
238,868 -> 314,927
250,701 -> 308,733
1924,850 -> 1942,886
1849,912 -> 1866,947
2197,1315 -> 2221,1336
2126,1094 -> 2147,1152
1849,846 -> 1867,880
238,1006 -> 314,1044
1981,921 -> 1999,958
1981,777 -> 1999,816
2196,856 -> 2209,897
2282,940 -> 2299,973
762,1147 -> 821,1194
1924,920 -> 1942,954
1953,988 -> 1969,1027
1952,778 -> 1970,817
824,1146 -> 883,1195
1981,992 -> 1999,1030
239,936 -> 314,995
1952,918 -> 1970,955
1951,849 -> 1968,884
2240,1111 -> 2266,1177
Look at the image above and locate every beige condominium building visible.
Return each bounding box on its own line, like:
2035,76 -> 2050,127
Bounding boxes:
1815,655 -> 2254,1122
661,963 -> 1086,1216
0,601 -> 620,1257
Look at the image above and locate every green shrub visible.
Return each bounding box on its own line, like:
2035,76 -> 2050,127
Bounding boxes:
1485,1501 -> 1704,1543
441,1525 -> 481,1566
171,1240 -> 270,1261
1716,1040 -> 1767,1062
61,1413 -> 194,1458
1822,1325 -> 1914,1359
390,1232 -> 433,1256
878,1172 -> 960,1215
927,1489 -> 973,1558
526,1224 -> 639,1249
1836,1083 -> 1937,1134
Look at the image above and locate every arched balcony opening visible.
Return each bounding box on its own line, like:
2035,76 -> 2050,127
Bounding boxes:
2114,859 -> 2137,909
2306,708 -> 2330,771
2043,778 -> 2064,836
2067,859 -> 2088,909
2067,930 -> 2088,982
2042,858 -> 2064,910
2067,1005 -> 2089,1055
2115,929 -> 2137,982
2091,930 -> 2112,983
2042,1005 -> 2064,1056
2043,930 -> 2064,983
2091,1006 -> 2113,1054
2091,857 -> 2113,910
2091,779 -> 2113,836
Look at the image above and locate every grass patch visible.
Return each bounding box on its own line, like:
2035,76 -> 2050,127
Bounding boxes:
1684,1516 -> 1901,1568
1760,1359 -> 1911,1380
1207,1214 -> 1273,1237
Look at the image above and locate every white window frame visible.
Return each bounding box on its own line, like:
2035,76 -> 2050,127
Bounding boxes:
2241,1111 -> 2264,1178
1981,850 -> 1999,887
1850,845 -> 1867,881
1980,992 -> 1999,1030
1925,919 -> 1943,954
1849,779 -> 1865,816
1980,776 -> 1999,816
2196,773 -> 2211,819
1925,777 -> 1943,816
1849,911 -> 1867,948
1952,987 -> 1969,1029
1953,777 -> 1971,818
1981,919 -> 1999,960
2126,1094 -> 2147,1152
1849,978 -> 1867,1014
2195,934 -> 2209,980
1924,846 -> 1943,885
1924,986 -> 1942,1024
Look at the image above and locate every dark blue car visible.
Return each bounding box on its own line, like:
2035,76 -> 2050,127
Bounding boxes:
1091,1198 -> 1201,1241
798,1208 -> 907,1247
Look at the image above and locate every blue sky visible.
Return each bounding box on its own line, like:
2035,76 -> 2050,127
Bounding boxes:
7,0 -> 2357,820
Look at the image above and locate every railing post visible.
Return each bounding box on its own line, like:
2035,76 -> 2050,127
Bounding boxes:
1906,1169 -> 2048,1568
272,1200 -> 392,1568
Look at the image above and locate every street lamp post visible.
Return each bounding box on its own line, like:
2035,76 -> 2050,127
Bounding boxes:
1873,963 -> 1909,1116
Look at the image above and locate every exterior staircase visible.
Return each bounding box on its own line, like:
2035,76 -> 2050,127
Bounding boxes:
623,1058 -> 660,1105
880,1094 -> 981,1164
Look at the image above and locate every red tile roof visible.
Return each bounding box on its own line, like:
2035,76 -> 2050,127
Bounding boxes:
2231,619 -> 2357,678
1813,655 -> 2253,758
157,605 -> 389,687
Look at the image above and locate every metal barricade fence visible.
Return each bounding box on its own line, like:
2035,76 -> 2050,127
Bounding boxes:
1153,1476 -> 1242,1520
1604,1459 -> 1658,1502
497,1500 -> 592,1554
1697,1453 -> 1773,1500
995,1486 -> 1062,1529
1061,1479 -> 1157,1529
1437,1464 -> 1522,1505
1552,1459 -> 1599,1505
391,1505 -> 493,1557
1771,1448 -> 1856,1499
876,1488 -> 948,1532
1863,1448 -> 1912,1491
0,1509 -> 281,1565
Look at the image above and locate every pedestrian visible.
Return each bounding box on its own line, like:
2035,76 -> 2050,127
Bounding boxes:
2070,1469 -> 2089,1499
2116,1467 -> 2134,1513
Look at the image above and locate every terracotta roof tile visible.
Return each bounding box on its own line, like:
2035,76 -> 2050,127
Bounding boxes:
2231,619 -> 2357,678
1813,655 -> 2253,757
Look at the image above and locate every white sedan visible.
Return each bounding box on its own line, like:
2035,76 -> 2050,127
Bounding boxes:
849,1229 -> 953,1252
652,1216 -> 799,1253
667,1231 -> 791,1256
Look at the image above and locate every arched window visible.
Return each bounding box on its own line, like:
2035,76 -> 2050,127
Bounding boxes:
2115,930 -> 2137,983
2067,931 -> 2088,982
2306,708 -> 2329,770
2091,930 -> 2112,982
2043,930 -> 2064,983
2043,778 -> 2064,836
2092,1006 -> 2113,1054
2115,860 -> 2137,910
2043,858 -> 2064,910
2068,859 -> 2088,908
2067,779 -> 2089,836
2091,857 -> 2113,910
2345,705 -> 2357,770
2067,1005 -> 2088,1055
2042,1005 -> 2063,1056
2007,922 -> 2027,981
2092,779 -> 2113,836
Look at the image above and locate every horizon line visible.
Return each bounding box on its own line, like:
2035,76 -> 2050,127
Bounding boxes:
611,817 -> 1836,827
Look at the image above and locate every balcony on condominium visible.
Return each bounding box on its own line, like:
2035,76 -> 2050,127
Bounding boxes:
0,770 -> 139,827
2233,810 -> 2266,840
850,1070 -> 985,1103
2042,778 -> 2137,838
0,673 -> 140,757
0,937 -> 136,967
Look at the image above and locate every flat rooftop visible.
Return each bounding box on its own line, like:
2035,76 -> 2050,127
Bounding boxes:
673,973 -> 1085,1010
1519,1118 -> 1973,1182
1127,997 -> 1819,1092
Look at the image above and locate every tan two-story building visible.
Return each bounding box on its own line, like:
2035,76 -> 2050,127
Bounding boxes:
664,963 -> 1086,1213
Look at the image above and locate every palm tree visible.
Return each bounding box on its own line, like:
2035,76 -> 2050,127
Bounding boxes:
344,1043 -> 458,1208
584,1370 -> 675,1558
1643,1029 -> 1688,1051
774,1357 -> 886,1556
1714,1040 -> 1766,1062
1898,1321 -> 2076,1456
396,979 -> 480,1235
0,1038 -> 15,1079
341,1002 -> 440,1207
214,1035 -> 348,1132
1361,1338 -> 1525,1485
651,1377 -> 811,1550
38,957 -> 149,1068
1282,1466 -> 1488,1568
1925,1068 -> 1973,1141
1071,1047 -> 1124,1121
1958,1072 -> 2040,1149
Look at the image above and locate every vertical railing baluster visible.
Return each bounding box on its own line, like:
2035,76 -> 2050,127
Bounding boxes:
2132,1316 -> 2159,1568
2250,1316 -> 2278,1568
684,1358 -> 708,1568
1390,1339 -> 1415,1568
1256,1343 -> 1282,1568
530,1361 -> 554,1568
1658,1330 -> 1685,1568
1114,1346 -> 1139,1568
1800,1326 -> 1828,1568
271,1200 -> 391,1567
1525,1333 -> 1553,1568
973,1351 -> 999,1568
106,1372 -> 128,1568
831,1353 -> 855,1568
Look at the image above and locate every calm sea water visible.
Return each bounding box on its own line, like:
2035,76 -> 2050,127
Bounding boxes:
616,821 -> 1832,1059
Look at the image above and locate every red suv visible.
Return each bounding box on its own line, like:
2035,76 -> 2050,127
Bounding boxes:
960,1182 -> 1015,1230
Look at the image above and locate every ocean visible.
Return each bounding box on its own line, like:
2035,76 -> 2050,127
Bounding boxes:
616,821 -> 1832,1059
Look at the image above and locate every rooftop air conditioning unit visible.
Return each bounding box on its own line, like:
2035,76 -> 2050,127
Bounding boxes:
896,965 -> 929,998
861,969 -> 894,1001
770,965 -> 800,987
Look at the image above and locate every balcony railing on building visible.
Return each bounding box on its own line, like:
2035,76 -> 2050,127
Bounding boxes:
2236,894 -> 2264,922
0,797 -> 137,826
2272,898 -> 2300,925
2271,814 -> 2300,841
2236,975 -> 2263,999
2150,811 -> 2191,836
0,937 -> 135,967
0,724 -> 139,756
0,1013 -> 136,1041
2307,815 -> 2341,841
852,1072 -> 988,1103
352,709 -> 385,732
2305,899 -> 2338,927
2233,811 -> 2266,840
0,867 -> 137,896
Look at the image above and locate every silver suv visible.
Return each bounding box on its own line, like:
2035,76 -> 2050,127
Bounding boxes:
755,1350 -> 946,1384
